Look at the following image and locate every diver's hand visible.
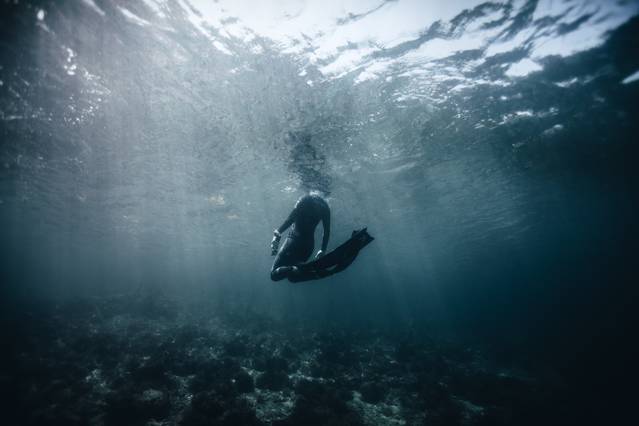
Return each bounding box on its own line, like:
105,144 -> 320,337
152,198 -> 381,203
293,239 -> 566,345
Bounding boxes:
271,230 -> 281,256
270,236 -> 280,255
314,250 -> 324,260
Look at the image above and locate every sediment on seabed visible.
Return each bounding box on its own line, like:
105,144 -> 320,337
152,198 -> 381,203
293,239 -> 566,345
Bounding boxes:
1,295 -> 565,426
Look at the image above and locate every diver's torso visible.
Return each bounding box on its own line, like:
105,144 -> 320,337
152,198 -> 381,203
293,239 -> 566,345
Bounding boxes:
290,195 -> 327,239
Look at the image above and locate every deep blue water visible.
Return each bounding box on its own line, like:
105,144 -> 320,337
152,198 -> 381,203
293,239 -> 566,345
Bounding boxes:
1,1 -> 638,424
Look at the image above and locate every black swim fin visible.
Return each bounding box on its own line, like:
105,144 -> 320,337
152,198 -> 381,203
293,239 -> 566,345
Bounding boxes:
288,228 -> 374,283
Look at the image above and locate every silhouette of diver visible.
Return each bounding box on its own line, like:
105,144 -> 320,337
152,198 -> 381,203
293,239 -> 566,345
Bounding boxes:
270,192 -> 374,282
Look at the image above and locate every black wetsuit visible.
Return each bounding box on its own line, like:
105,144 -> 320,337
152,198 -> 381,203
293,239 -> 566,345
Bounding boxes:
271,194 -> 330,281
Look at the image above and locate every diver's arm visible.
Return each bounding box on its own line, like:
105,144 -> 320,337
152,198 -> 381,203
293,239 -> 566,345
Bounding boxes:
320,209 -> 330,252
277,206 -> 297,234
271,205 -> 297,255
314,212 -> 330,259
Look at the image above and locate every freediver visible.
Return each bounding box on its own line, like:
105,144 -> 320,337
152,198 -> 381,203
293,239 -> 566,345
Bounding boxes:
270,192 -> 375,283
270,191 -> 331,281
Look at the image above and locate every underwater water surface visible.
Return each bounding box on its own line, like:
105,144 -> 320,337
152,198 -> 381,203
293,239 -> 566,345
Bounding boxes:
1,0 -> 638,424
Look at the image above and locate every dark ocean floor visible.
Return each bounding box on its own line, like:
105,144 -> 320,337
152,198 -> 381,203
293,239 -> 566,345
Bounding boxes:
0,295 -> 568,426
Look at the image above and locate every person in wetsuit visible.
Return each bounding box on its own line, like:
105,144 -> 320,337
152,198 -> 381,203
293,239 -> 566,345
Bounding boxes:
270,193 -> 330,281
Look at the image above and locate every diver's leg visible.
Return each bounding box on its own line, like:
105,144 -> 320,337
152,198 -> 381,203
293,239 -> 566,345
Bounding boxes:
286,237 -> 316,282
271,237 -> 301,281
271,265 -> 298,281
272,258 -> 300,281
289,229 -> 374,282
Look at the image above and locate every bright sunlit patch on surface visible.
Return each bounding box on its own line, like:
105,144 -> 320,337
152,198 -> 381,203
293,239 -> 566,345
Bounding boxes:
530,0 -> 639,59
505,58 -> 543,78
81,0 -> 106,16
141,0 -> 166,18
515,110 -> 534,118
401,33 -> 487,63
542,124 -> 565,137
317,46 -> 378,77
213,40 -> 232,55
555,77 -> 579,88
118,7 -> 152,27
621,70 -> 639,85
354,60 -> 393,84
